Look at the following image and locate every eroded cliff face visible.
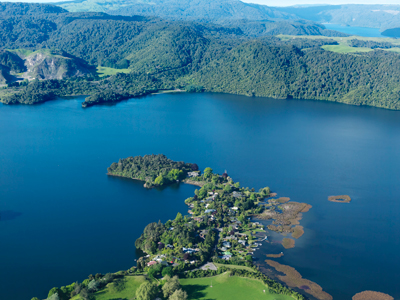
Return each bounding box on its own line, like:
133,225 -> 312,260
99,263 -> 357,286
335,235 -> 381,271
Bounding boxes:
24,51 -> 94,80
0,49 -> 95,83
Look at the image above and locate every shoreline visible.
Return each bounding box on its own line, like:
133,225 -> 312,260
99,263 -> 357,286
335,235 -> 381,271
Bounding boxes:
107,163 -> 319,300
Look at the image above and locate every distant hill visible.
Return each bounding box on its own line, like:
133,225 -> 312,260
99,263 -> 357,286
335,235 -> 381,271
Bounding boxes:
56,0 -> 346,37
275,4 -> 400,31
57,0 -> 400,31
382,27 -> 400,38
1,2 -> 400,111
58,0 -> 293,21
0,2 -> 67,16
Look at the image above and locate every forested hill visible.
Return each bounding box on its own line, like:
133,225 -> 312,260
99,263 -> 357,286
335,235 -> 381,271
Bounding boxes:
1,2 -> 400,110
189,42 -> 400,109
59,0 -> 294,20
275,4 -> 400,31
57,0 -> 346,37
0,2 -> 66,16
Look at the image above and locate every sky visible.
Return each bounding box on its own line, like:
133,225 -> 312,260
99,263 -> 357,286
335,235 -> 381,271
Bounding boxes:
242,0 -> 400,6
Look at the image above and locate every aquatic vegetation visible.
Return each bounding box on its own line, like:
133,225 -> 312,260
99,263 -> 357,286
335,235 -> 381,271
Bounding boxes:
265,260 -> 333,300
282,238 -> 295,249
352,291 -> 394,300
266,253 -> 284,258
328,195 -> 351,203
291,226 -> 304,239
257,201 -> 311,246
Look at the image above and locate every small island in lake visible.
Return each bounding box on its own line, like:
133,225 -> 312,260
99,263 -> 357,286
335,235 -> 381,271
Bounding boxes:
107,154 -> 195,188
328,195 -> 351,203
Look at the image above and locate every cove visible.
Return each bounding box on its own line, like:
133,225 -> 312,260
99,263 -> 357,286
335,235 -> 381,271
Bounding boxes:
324,23 -> 384,37
1,93 -> 400,300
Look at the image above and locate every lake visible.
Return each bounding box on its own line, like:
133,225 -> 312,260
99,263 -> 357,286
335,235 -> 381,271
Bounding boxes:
324,24 -> 384,37
1,93 -> 400,300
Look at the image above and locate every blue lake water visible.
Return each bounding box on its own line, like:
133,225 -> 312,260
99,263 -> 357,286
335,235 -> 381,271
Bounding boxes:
324,24 -> 384,37
1,93 -> 400,300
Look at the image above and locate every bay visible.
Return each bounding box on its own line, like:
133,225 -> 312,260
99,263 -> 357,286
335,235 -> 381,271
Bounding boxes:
324,23 -> 384,37
1,93 -> 400,300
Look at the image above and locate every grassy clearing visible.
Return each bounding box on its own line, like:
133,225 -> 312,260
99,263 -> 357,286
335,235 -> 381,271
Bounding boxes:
278,34 -> 400,54
96,66 -> 131,77
180,272 -> 293,300
94,276 -> 146,300
321,44 -> 373,53
70,276 -> 147,300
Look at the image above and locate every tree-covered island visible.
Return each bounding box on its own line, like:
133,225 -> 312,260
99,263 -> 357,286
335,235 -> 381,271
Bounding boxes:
35,155 -> 315,300
107,154 -> 195,188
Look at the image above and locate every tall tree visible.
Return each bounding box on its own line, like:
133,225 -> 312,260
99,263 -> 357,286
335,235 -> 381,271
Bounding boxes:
136,281 -> 158,300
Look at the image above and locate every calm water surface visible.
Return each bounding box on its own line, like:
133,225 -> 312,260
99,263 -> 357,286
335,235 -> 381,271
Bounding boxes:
324,24 -> 384,37
1,93 -> 400,300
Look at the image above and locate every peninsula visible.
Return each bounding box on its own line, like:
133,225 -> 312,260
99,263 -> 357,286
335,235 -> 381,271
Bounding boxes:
36,155 -> 314,300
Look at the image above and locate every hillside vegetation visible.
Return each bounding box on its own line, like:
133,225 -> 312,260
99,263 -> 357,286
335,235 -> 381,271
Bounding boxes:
58,0 -> 346,38
276,4 -> 400,31
1,2 -> 400,110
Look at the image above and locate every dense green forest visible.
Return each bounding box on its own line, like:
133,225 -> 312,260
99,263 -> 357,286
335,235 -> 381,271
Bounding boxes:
58,0 -> 400,32
348,39 -> 397,49
58,0 -> 347,37
107,154 -> 195,187
1,2 -> 400,110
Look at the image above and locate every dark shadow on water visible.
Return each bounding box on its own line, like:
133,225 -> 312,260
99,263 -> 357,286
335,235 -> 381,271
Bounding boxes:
0,211 -> 22,221
106,174 -> 183,192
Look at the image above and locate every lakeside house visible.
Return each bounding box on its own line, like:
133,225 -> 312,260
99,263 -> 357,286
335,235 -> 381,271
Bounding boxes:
232,191 -> 243,198
205,209 -> 216,214
182,247 -> 197,254
222,241 -> 231,248
238,239 -> 247,246
147,261 -> 157,266
188,171 -> 200,177
199,229 -> 208,238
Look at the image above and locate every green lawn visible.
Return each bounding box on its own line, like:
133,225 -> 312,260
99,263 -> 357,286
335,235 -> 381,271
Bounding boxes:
96,66 -> 131,77
95,276 -> 146,300
180,272 -> 293,300
69,276 -> 147,300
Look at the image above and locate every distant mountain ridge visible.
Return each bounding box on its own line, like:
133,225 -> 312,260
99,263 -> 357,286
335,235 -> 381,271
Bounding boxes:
57,0 -> 400,32
56,0 -> 347,37
1,2 -> 400,111
59,0 -> 294,21
275,4 -> 400,31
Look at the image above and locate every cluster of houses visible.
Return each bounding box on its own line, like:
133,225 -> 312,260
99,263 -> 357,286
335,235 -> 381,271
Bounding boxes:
147,254 -> 168,267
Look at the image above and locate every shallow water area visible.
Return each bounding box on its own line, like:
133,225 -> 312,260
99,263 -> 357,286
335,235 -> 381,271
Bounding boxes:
1,93 -> 400,299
